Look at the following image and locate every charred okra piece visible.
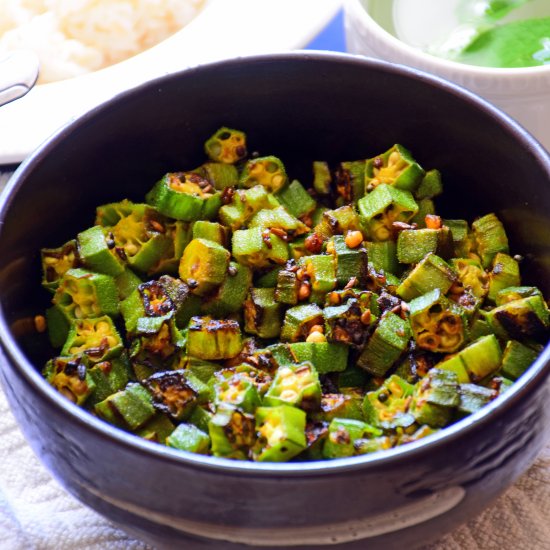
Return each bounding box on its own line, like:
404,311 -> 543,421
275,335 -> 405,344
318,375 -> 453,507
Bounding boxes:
495,286 -> 544,306
485,295 -> 550,342
41,240 -> 80,292
43,355 -> 95,405
252,405 -> 307,462
275,179 -> 316,219
62,315 -> 123,364
232,227 -> 289,268
415,168 -> 443,200
362,375 -> 415,430
54,268 -> 119,321
358,184 -> 418,241
240,156 -> 288,193
323,298 -> 374,348
396,253 -> 457,301
166,423 -> 210,454
202,261 -> 252,317
357,312 -> 411,376
77,225 -> 125,277
275,267 -> 300,305
244,287 -> 283,339
187,317 -> 243,360
472,213 -> 509,268
500,340 -> 541,380
280,303 -> 324,342
94,382 -> 156,431
327,235 -> 369,287
312,161 -> 332,195
144,369 -> 209,421
322,418 -> 382,459
313,205 -> 363,241
204,127 -> 247,164
397,227 -> 453,264
365,144 -> 424,193
264,362 -> 321,411
409,369 -> 460,428
313,392 -> 364,423
487,253 -> 520,302
179,238 -> 230,296
146,172 -> 221,221
208,404 -> 256,460
408,289 -> 466,353
335,159 -> 366,203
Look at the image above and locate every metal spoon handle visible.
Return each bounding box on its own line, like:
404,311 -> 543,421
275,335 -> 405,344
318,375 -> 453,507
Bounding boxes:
0,50 -> 40,108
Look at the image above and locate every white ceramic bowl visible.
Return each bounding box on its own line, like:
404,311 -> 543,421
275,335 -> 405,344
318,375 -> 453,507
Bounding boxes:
0,0 -> 341,164
344,0 -> 550,152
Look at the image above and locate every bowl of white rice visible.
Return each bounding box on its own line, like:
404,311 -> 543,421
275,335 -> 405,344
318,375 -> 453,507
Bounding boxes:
0,0 -> 342,163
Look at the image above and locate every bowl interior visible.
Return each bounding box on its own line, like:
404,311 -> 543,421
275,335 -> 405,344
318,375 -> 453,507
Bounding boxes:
1,52 -> 550,438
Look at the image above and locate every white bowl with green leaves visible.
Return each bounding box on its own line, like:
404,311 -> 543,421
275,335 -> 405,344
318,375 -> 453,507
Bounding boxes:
344,0 -> 550,151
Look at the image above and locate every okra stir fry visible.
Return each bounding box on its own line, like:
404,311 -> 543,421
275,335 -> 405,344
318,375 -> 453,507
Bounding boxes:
40,127 -> 549,462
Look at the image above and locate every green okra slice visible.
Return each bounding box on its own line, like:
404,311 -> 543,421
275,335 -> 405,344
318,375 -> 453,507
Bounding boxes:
458,334 -> 503,383
240,155 -> 288,193
187,317 -> 243,360
62,315 -> 123,364
77,225 -> 125,277
335,159 -> 366,203
313,205 -> 363,241
357,183 -> 418,241
408,289 -> 467,353
41,239 -> 80,292
487,253 -> 520,302
275,268 -> 300,305
396,253 -> 457,301
202,261 -> 252,317
211,371 -> 261,413
191,220 -> 230,247
147,220 -> 193,276
256,265 -> 283,288
323,298 -> 374,348
136,414 -> 176,444
327,235 -> 369,287
287,341 -> 349,374
264,362 -> 321,411
365,144 -> 425,193
415,168 -> 443,200
249,206 -> 309,237
299,254 -> 337,304
232,227 -> 289,268
115,267 -> 143,301
449,258 -> 489,303
432,353 -> 470,384
313,392 -> 364,423
195,161 -> 239,190
362,375 -> 416,430
178,238 -> 230,296
500,340 -> 541,380
472,213 -> 509,268
243,287 -> 283,339
409,369 -> 460,428
144,369 -> 209,421
275,179 -> 317,219
410,198 -> 436,228
94,382 -> 156,431
252,405 -> 307,462
396,227 -> 453,264
45,305 -> 72,349
442,219 -> 472,257
216,364 -> 274,396
87,353 -> 133,406
280,303 -> 324,342
146,172 -> 221,222
457,383 -> 498,415
54,268 -> 119,321
357,312 -> 411,377
337,364 -> 369,389
312,161 -> 332,195
187,405 -> 214,433
204,127 -> 247,164
167,423 -> 210,454
397,425 -> 438,445
354,435 -> 395,455
302,420 -> 330,460
495,286 -> 544,306
43,355 -> 95,406
322,418 -> 382,459
366,241 -> 399,276
209,404 -> 256,460
485,295 -> 550,342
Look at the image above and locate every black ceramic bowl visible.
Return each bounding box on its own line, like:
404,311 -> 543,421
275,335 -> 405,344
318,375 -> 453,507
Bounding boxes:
1,53 -> 549,550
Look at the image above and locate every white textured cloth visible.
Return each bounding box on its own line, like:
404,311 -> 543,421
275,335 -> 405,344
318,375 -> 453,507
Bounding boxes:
0,383 -> 548,549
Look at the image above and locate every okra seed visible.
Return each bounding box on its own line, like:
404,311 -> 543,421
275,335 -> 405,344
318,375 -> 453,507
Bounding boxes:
388,151 -> 400,166
345,230 -> 363,249
309,324 -> 324,334
306,331 -> 326,343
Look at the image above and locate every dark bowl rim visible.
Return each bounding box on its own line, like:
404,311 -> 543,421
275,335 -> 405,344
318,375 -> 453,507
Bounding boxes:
1,50 -> 550,477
